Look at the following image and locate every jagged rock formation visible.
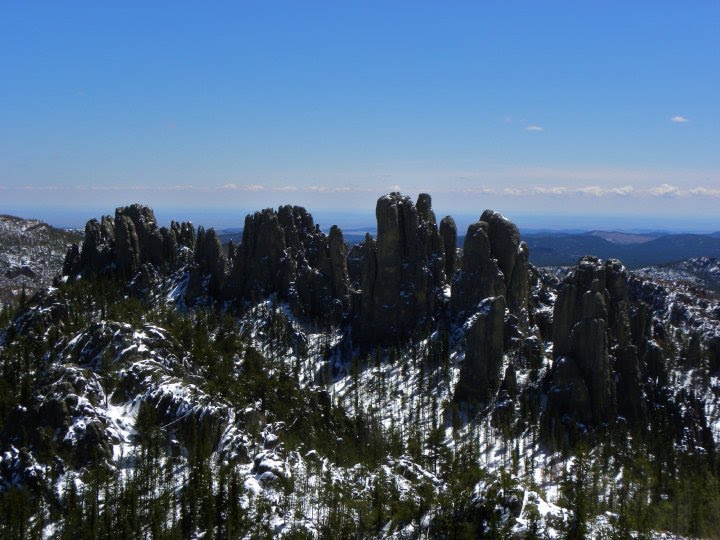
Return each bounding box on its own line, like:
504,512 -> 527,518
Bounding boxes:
226,205 -> 350,322
355,193 -> 449,344
452,211 -> 530,323
65,204 -> 195,280
548,256 -> 646,426
61,196 -> 716,443
65,203 -> 352,322
188,226 -> 226,299
7,192 -> 720,538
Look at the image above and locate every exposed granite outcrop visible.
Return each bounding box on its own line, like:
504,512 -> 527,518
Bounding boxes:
455,296 -> 506,405
226,205 -> 350,322
65,204 -> 193,281
356,193 -> 449,344
452,211 -> 530,325
452,221 -> 505,317
548,256 -> 648,425
439,216 -> 457,281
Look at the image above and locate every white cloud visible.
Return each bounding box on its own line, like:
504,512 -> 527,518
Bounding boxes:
576,186 -> 606,197
608,185 -> 635,195
671,115 -> 689,123
647,183 -> 679,196
525,125 -> 544,132
5,180 -> 719,200
687,186 -> 720,197
240,184 -> 266,192
532,186 -> 568,195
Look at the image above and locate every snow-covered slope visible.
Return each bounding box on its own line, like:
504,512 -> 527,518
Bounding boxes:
0,215 -> 81,306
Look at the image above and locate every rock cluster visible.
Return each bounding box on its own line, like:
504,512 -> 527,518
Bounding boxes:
355,193 -> 450,344
55,192 -> 720,444
65,204 -> 351,322
548,256 -> 646,425
64,204 -> 195,279
226,205 -> 350,322
455,296 -> 506,405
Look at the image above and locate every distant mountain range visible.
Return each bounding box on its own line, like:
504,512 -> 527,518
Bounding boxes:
522,231 -> 720,268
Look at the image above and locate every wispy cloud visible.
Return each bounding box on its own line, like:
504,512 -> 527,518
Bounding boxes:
687,186 -> 720,196
671,115 -> 689,123
220,183 -> 266,192
241,184 -> 266,192
647,183 -> 679,196
444,183 -> 720,198
525,125 -> 544,132
532,186 -> 568,195
4,180 -> 719,199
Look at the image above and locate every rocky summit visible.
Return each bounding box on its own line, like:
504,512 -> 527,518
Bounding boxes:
1,193 -> 719,538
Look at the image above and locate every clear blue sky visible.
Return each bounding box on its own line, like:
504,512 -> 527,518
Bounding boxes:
1,1 -> 718,229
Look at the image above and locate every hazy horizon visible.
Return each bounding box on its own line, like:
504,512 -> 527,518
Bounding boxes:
5,201 -> 719,235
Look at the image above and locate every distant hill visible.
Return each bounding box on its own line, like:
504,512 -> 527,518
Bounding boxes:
524,232 -> 720,268
587,230 -> 660,244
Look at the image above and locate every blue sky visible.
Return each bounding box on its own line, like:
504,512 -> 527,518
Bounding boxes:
1,1 -> 718,229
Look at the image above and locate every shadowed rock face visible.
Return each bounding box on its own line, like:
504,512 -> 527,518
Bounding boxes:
356,193 -> 449,344
226,205 -> 350,322
452,211 -> 530,327
189,226 -> 227,298
67,203 -> 352,322
439,216 -> 457,281
115,214 -> 140,279
452,221 -> 505,318
67,204 -> 196,281
78,216 -> 115,276
548,256 -> 646,426
455,296 -> 507,406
